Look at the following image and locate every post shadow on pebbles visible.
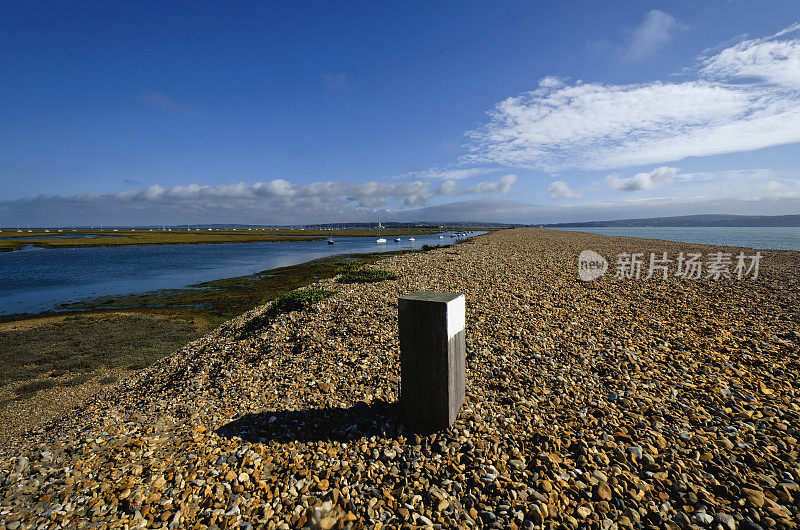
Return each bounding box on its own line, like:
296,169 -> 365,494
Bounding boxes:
216,399 -> 405,443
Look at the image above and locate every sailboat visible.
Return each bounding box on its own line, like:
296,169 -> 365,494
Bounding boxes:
376,219 -> 386,243
327,229 -> 335,245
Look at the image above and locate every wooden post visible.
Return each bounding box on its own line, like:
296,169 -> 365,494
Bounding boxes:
398,291 -> 465,432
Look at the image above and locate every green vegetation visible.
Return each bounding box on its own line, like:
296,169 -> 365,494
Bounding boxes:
0,228 -> 441,252
1,314 -> 200,400
272,288 -> 334,313
421,243 -> 452,251
334,258 -> 399,284
338,268 -> 398,284
0,230 -> 322,252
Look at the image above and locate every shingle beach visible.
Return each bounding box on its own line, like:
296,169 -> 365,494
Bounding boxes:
1,228 -> 799,529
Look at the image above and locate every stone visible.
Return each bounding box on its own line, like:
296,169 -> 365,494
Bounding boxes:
628,446 -> 643,460
595,481 -> 613,501
508,459 -> 526,470
716,512 -> 736,530
695,512 -> 714,525
14,456 -> 29,474
743,487 -> 764,508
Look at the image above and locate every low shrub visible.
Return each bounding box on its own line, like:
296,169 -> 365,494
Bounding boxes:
272,288 -> 334,313
337,269 -> 398,284
335,260 -> 364,274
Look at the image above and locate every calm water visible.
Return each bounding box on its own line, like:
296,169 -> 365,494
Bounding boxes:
0,232 -> 479,316
555,226 -> 800,251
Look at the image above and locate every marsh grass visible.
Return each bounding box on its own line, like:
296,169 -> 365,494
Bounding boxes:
337,269 -> 398,284
0,228 -> 440,252
1,315 -> 200,399
272,288 -> 334,313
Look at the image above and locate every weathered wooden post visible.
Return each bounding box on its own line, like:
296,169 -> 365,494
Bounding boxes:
398,291 -> 465,432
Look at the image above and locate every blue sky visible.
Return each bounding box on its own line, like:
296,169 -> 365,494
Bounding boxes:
1,1 -> 799,225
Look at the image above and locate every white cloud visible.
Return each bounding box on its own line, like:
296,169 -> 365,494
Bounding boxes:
547,180 -> 582,199
466,24 -> 800,172
398,167 -> 497,180
760,180 -> 789,194
627,10 -> 687,60
676,168 -> 777,182
463,174 -> 517,195
588,10 -> 686,60
437,179 -> 458,195
256,179 -> 296,197
538,76 -> 566,89
0,174 -> 519,225
607,167 -> 678,192
757,178 -> 800,196
699,31 -> 800,87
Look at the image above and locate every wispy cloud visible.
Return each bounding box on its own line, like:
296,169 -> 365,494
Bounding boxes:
589,10 -> 687,61
467,24 -> 800,172
138,90 -> 197,115
626,10 -> 687,60
463,174 -> 516,195
675,168 -> 778,183
698,27 -> 800,87
392,192 -> 800,224
607,166 -> 677,192
397,167 -> 499,181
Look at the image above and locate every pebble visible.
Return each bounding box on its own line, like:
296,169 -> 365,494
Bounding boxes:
1,229 -> 798,530
716,512 -> 736,530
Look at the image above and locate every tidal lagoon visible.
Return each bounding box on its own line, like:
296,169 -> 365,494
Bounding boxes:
0,232 -> 474,317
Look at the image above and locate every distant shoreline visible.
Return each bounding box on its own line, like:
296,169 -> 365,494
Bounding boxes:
0,228 -> 449,252
549,225 -> 800,252
541,213 -> 800,228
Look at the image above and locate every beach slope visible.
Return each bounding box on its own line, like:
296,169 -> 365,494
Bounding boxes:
1,228 -> 798,528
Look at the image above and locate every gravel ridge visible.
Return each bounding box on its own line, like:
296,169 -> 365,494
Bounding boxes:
1,228 -> 799,529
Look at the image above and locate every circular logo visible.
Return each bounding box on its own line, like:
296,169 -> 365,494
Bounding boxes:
578,250 -> 608,281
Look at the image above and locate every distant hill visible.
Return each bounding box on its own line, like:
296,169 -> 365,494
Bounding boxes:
80,221 -> 519,230
542,214 -> 800,228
